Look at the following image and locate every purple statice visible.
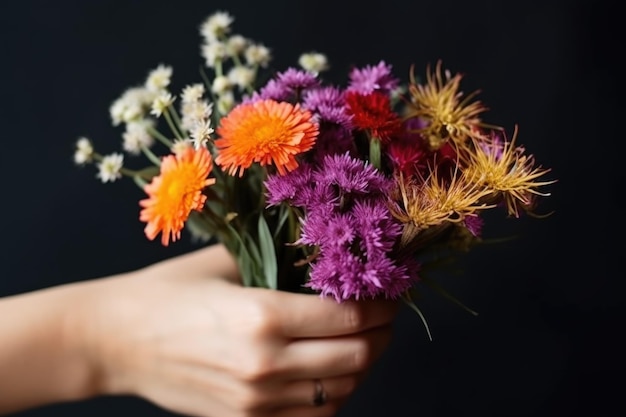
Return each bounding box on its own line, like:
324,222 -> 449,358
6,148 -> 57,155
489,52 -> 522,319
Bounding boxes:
303,86 -> 353,129
264,162 -> 313,207
312,152 -> 392,197
276,67 -> 321,92
463,214 -> 484,237
303,210 -> 414,301
251,78 -> 293,102
346,60 -> 400,95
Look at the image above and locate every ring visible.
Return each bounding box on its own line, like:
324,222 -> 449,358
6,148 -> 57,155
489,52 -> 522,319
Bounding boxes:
311,378 -> 327,406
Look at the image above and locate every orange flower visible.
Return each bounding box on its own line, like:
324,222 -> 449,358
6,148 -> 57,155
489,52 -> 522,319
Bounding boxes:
214,99 -> 319,176
139,146 -> 215,246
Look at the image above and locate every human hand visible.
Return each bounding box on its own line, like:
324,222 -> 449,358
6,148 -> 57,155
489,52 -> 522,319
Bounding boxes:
80,244 -> 399,417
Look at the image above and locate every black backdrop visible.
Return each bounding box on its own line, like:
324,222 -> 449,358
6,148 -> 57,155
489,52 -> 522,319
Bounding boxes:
1,1 -> 624,416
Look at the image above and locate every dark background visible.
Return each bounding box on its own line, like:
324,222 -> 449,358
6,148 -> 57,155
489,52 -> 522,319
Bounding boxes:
1,1 -> 624,416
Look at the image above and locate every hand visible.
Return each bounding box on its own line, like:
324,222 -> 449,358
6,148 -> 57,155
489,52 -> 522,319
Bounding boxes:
81,244 -> 399,417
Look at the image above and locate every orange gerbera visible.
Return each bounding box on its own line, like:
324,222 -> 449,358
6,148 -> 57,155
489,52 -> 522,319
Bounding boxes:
139,146 -> 215,246
214,99 -> 319,176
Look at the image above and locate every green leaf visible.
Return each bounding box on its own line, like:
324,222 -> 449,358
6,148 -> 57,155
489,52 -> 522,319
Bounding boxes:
225,223 -> 256,287
258,214 -> 278,290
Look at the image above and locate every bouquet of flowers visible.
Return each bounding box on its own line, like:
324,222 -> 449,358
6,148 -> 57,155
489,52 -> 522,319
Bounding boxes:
73,11 -> 554,338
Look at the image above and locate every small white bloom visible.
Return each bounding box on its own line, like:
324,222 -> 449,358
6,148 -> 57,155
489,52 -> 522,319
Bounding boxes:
211,75 -> 232,95
122,119 -> 155,155
200,11 -> 234,42
109,86 -> 156,125
181,100 -> 214,132
190,119 -> 214,149
170,138 -> 194,155
74,137 -> 94,164
150,92 -> 175,118
298,52 -> 329,74
145,64 -> 173,92
201,41 -> 228,68
244,43 -> 271,67
181,83 -> 205,104
227,66 -> 255,91
225,34 -> 248,56
96,153 -> 124,183
216,90 -> 235,115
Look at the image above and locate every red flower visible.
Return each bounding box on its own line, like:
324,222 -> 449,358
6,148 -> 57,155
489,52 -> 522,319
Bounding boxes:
345,91 -> 402,143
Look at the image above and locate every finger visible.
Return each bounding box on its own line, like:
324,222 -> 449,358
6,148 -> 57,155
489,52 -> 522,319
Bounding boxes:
260,290 -> 400,338
269,373 -> 363,408
263,401 -> 343,417
277,325 -> 393,378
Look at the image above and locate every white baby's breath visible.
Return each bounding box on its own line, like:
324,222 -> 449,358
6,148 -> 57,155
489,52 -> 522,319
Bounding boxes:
200,11 -> 234,42
227,66 -> 255,90
225,34 -> 248,56
180,100 -> 214,132
244,44 -> 271,67
298,52 -> 329,74
181,83 -> 205,104
150,92 -> 175,118
122,119 -> 155,155
216,90 -> 235,114
96,153 -> 124,183
201,41 -> 228,68
109,87 -> 156,125
211,75 -> 232,95
74,137 -> 94,164
145,64 -> 173,92
190,119 -> 214,149
170,138 -> 194,155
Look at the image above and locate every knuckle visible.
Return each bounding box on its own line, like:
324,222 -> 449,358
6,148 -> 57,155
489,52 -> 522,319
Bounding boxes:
237,352 -> 278,382
343,303 -> 366,332
349,340 -> 373,370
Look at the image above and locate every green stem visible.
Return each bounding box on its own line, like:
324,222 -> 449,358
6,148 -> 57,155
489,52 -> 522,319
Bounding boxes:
164,107 -> 184,141
141,145 -> 162,166
147,125 -> 174,148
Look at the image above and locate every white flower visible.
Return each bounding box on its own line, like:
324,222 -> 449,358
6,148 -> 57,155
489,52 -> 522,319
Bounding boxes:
200,11 -> 234,42
227,66 -> 255,91
190,119 -> 214,149
201,41 -> 228,68
244,43 -> 271,67
96,153 -> 124,183
298,52 -> 329,74
74,137 -> 94,164
122,119 -> 155,155
145,64 -> 173,92
150,92 -> 175,117
211,75 -> 232,95
181,83 -> 205,104
216,90 -> 235,115
181,100 -> 213,132
170,138 -> 193,155
109,87 -> 156,125
226,34 -> 248,56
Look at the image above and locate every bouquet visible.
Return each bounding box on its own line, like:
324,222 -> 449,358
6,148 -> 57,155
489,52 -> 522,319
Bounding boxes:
73,10 -> 554,338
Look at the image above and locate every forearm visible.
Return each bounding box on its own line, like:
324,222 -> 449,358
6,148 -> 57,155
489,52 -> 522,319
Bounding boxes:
0,281 -> 100,414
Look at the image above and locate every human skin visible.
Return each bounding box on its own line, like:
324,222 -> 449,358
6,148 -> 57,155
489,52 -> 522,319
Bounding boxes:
0,244 -> 399,417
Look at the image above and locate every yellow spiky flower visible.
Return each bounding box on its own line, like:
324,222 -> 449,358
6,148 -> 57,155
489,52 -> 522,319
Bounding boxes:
406,60 -> 493,151
463,127 -> 555,217
389,168 -> 496,251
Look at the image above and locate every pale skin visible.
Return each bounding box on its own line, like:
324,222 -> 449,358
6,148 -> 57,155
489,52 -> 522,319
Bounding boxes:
0,243 -> 399,417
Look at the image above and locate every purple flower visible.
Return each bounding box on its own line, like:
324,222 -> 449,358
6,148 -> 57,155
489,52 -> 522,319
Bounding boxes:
347,60 -> 399,95
264,163 -> 313,207
464,214 -> 484,237
312,152 -> 391,197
